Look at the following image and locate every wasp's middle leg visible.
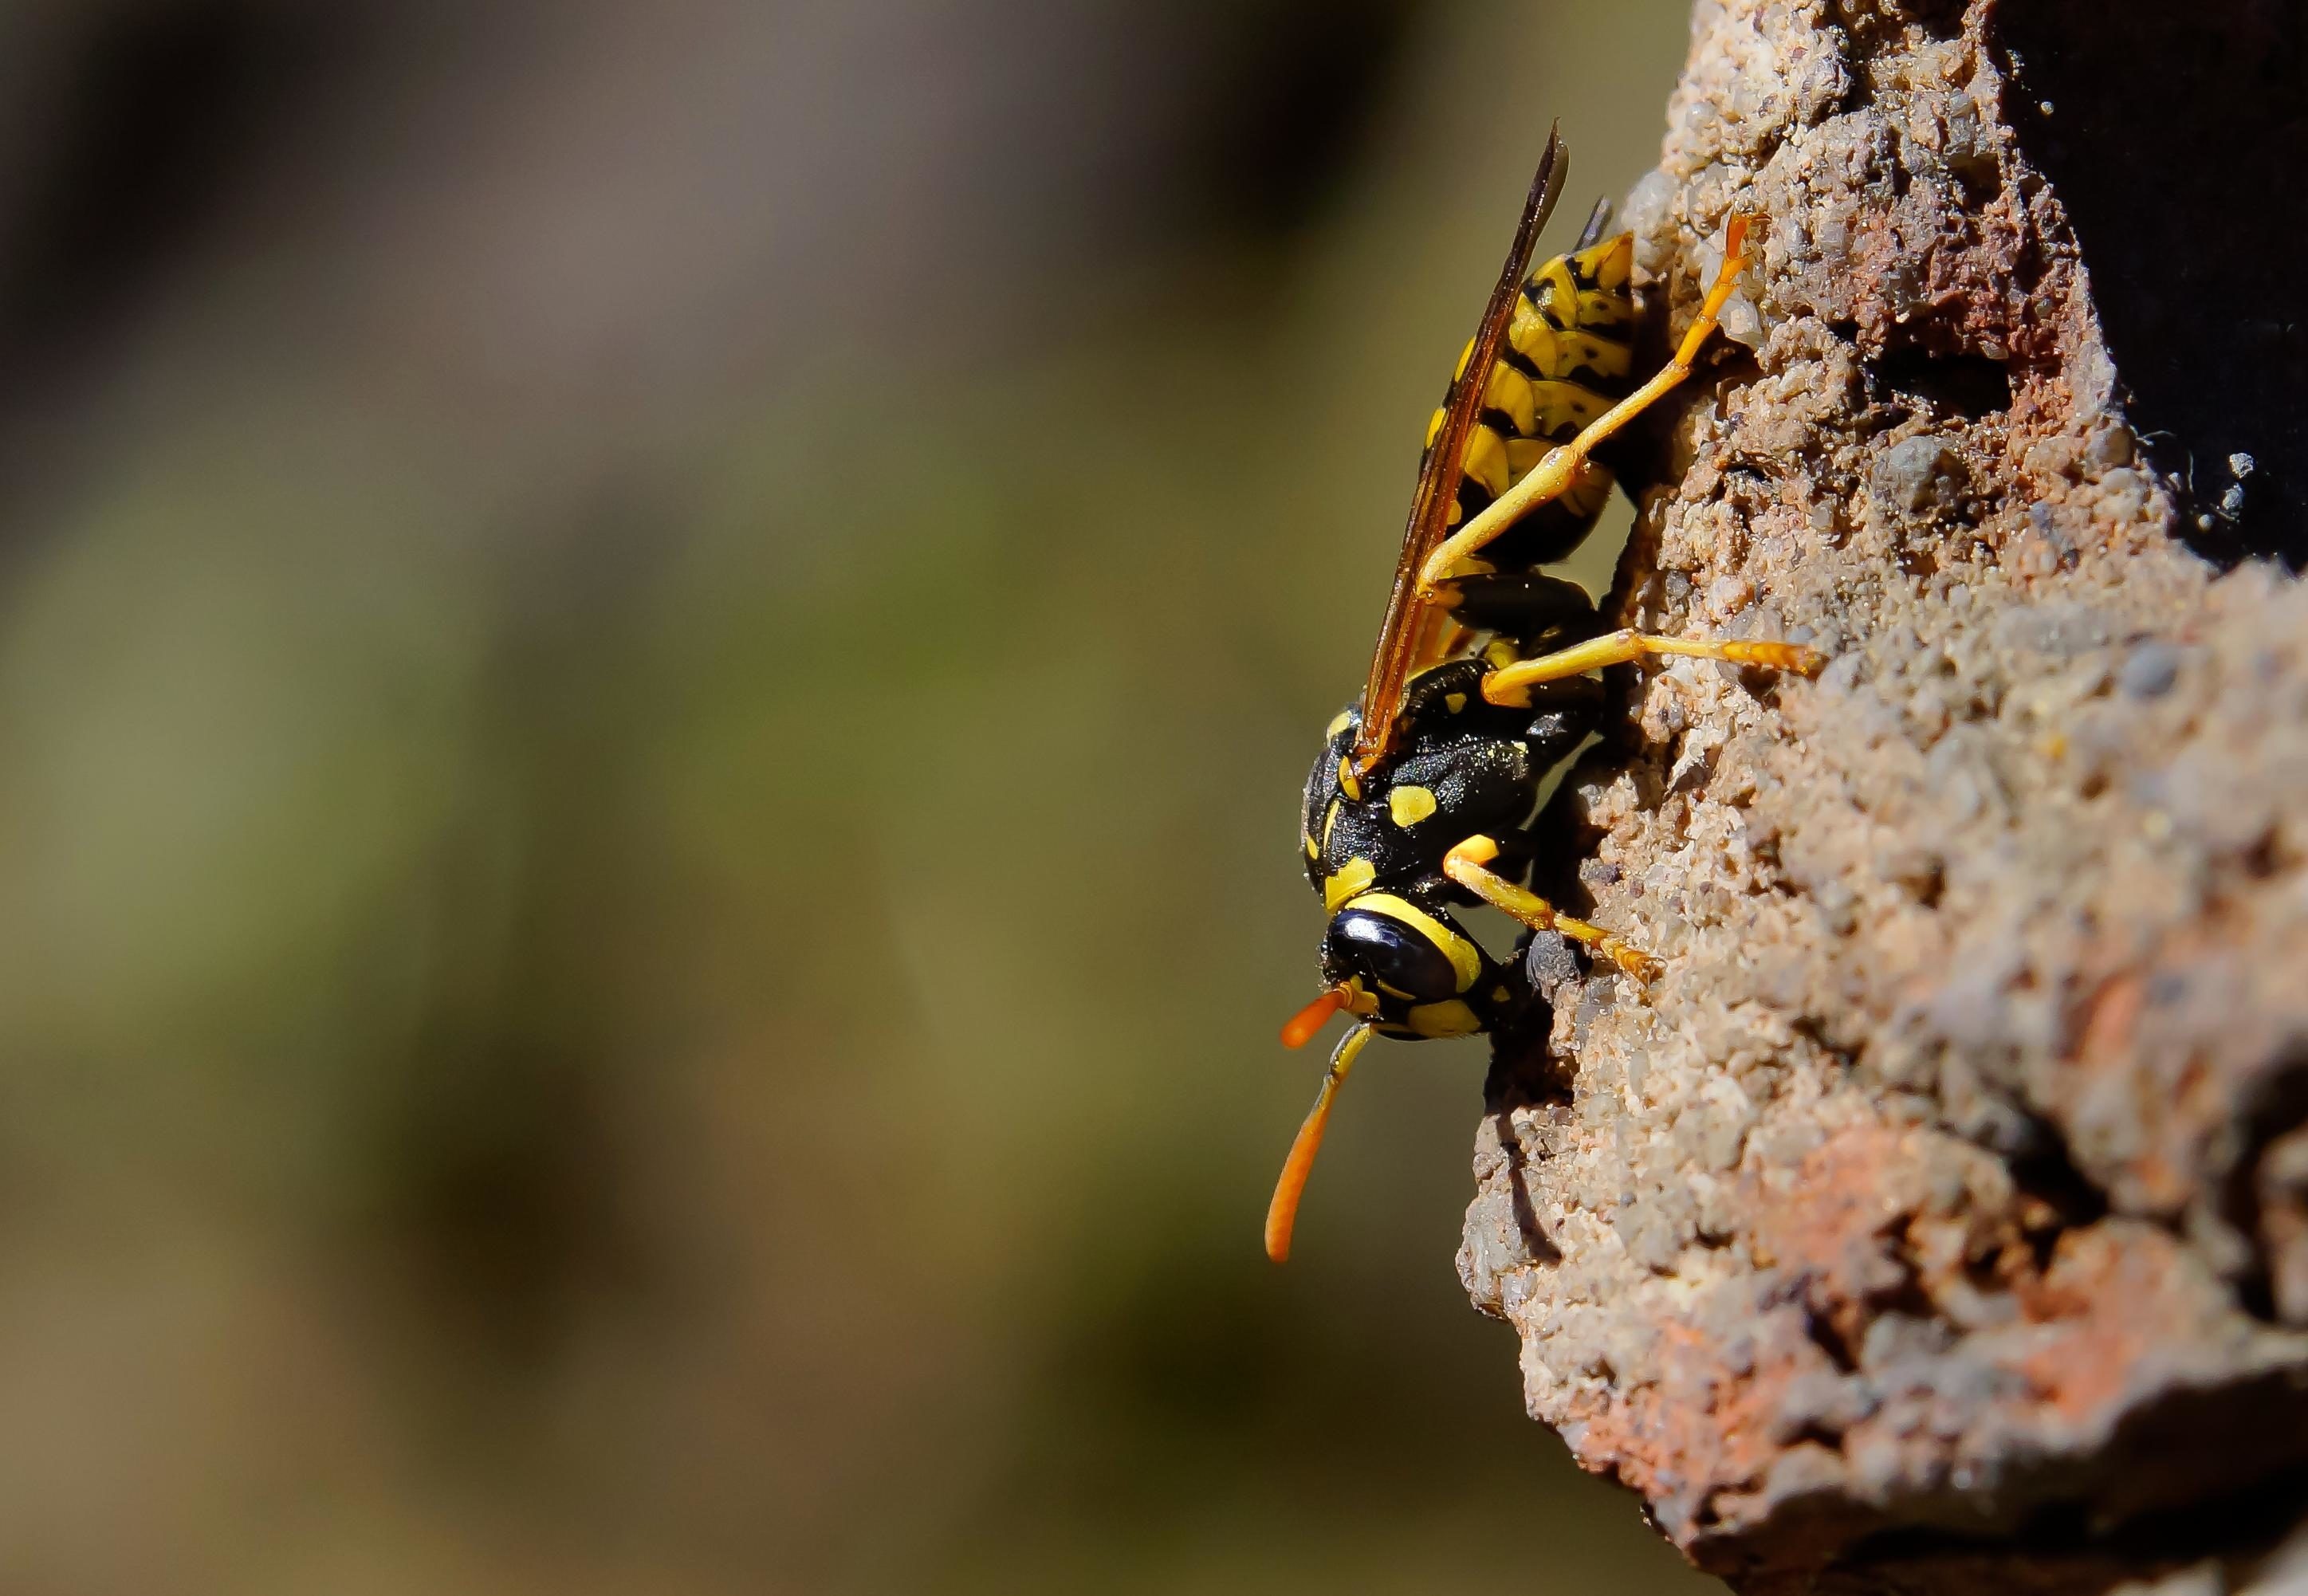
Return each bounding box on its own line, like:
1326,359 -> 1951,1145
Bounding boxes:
1480,627 -> 1824,706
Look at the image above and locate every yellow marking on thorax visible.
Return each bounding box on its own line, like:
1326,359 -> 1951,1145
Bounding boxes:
1388,785 -> 1437,827
1336,757 -> 1362,801
1323,857 -> 1377,914
1326,709 -> 1354,741
1347,892 -> 1480,993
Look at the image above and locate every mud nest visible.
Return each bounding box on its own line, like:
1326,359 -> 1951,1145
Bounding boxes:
1458,2 -> 2308,1591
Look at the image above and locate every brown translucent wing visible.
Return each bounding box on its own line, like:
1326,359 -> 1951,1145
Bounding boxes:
1350,126 -> 1568,776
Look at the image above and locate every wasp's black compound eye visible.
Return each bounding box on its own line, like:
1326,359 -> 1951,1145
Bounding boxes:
1324,901 -> 1468,1004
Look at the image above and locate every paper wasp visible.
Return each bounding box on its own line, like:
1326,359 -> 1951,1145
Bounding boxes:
1267,127 -> 1823,1262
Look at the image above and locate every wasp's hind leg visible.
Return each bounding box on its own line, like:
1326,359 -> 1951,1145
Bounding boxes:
1417,216 -> 1761,594
1442,834 -> 1660,983
1480,627 -> 1824,706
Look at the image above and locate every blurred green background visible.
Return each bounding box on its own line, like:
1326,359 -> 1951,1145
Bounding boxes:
0,1 -> 1717,1590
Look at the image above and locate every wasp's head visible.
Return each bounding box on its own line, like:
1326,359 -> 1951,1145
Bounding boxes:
1323,890 -> 1498,1040
1283,888 -> 1514,1047
1267,885 -> 1521,1264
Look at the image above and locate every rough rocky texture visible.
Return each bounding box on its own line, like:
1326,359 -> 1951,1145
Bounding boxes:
1458,2 -> 2308,1590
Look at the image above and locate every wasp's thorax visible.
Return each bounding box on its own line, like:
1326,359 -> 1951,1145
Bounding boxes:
1296,658 -> 1602,1039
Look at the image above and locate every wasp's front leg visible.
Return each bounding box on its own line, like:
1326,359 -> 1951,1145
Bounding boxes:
1442,834 -> 1660,983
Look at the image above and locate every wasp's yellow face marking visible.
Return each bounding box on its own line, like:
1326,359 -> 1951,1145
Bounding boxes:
1337,757 -> 1362,802
1323,857 -> 1377,914
1406,999 -> 1482,1038
1349,892 -> 1480,993
1388,785 -> 1437,827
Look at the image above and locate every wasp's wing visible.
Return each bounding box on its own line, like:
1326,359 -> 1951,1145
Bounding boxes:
1349,127 -> 1568,776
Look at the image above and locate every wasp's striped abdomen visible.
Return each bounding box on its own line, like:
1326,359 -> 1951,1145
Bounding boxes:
1425,232 -> 1636,571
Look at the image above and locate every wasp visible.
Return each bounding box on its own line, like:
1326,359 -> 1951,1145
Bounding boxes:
1265,127 -> 1824,1263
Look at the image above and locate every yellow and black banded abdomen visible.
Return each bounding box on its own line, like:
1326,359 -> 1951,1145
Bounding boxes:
1421,231 -> 1636,571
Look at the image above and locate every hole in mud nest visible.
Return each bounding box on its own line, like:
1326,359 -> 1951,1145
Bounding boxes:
2011,1114 -> 2112,1271
2240,828 -> 2285,880
1868,348 -> 2014,420
1998,0 -> 2308,568
1802,1305 -> 1862,1374
2220,1054 -> 2308,1326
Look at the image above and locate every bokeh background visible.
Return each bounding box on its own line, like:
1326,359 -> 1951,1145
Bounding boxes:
0,1 -> 1718,1590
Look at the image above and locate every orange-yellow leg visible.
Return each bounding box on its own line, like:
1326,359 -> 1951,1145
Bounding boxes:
1480,627 -> 1824,706
1441,835 -> 1660,984
1264,1021 -> 1374,1264
1417,215 -> 1758,595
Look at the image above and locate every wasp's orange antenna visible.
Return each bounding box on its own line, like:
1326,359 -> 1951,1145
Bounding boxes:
1264,1023 -> 1374,1263
1280,987 -> 1348,1049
